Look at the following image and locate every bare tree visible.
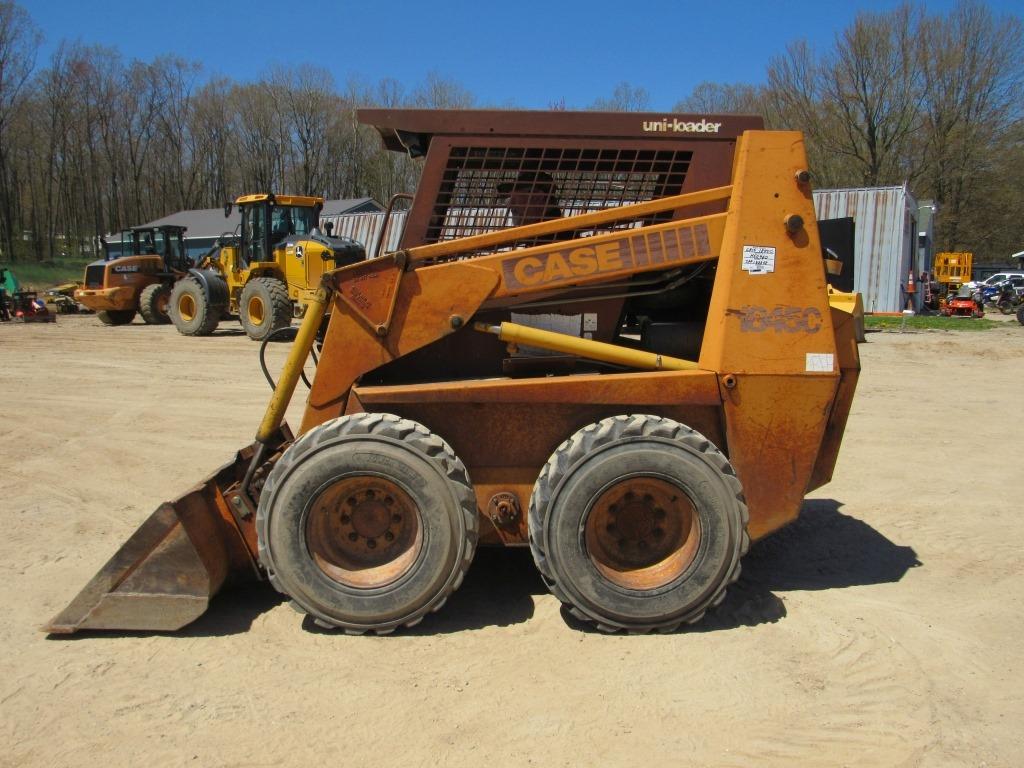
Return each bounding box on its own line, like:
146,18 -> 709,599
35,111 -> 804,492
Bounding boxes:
917,1 -> 1024,251
410,71 -> 475,109
673,82 -> 766,116
270,64 -> 334,195
589,81 -> 650,112
767,5 -> 925,187
0,0 -> 39,261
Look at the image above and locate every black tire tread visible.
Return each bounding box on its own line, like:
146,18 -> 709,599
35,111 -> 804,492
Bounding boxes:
528,413 -> 749,634
240,277 -> 292,340
256,412 -> 478,634
138,283 -> 171,324
169,277 -> 220,336
96,308 -> 136,325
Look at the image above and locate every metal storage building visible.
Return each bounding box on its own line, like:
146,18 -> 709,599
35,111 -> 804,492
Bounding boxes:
813,185 -> 931,313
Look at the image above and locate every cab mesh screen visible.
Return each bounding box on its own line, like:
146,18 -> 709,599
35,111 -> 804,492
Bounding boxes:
426,146 -> 692,251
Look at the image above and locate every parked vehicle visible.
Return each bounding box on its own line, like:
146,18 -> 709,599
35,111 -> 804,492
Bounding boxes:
968,271 -> 1024,291
942,285 -> 984,317
993,279 -> 1024,314
75,225 -> 193,325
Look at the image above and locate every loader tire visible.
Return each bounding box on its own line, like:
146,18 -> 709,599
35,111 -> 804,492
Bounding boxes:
256,413 -> 478,634
97,309 -> 136,325
169,277 -> 220,336
138,283 -> 171,324
1017,306 -> 1024,326
239,277 -> 291,341
528,414 -> 749,633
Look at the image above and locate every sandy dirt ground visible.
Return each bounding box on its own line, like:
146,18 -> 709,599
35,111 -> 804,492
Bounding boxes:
1,312 -> 1022,767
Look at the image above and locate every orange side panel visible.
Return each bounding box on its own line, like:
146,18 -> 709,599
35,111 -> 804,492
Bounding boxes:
720,374 -> 838,539
301,261 -> 499,433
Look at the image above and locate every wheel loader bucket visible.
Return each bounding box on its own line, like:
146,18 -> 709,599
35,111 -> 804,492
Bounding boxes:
45,448 -> 263,634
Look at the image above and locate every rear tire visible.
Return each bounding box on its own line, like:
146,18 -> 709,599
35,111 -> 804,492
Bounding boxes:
138,283 -> 171,324
257,413 -> 478,634
239,277 -> 291,341
169,277 -> 220,336
529,414 -> 748,633
97,309 -> 136,325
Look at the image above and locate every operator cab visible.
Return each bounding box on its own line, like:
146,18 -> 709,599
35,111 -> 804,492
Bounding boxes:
231,194 -> 322,268
104,225 -> 190,272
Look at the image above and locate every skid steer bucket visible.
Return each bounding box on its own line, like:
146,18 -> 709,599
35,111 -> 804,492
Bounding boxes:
45,444 -> 268,634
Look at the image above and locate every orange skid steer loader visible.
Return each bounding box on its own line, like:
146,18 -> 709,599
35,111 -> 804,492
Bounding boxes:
47,111 -> 860,635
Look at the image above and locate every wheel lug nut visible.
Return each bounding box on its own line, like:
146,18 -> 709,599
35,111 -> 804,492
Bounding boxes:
347,532 -> 358,542
384,496 -> 394,506
365,489 -> 376,500
367,538 -> 377,549
625,491 -> 635,501
384,532 -> 394,542
340,514 -> 351,524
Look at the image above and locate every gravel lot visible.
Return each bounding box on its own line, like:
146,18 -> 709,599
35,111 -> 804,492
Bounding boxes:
1,313 -> 1022,767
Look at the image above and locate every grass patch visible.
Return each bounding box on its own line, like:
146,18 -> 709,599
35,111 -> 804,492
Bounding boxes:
0,259 -> 93,290
865,314 -> 1001,332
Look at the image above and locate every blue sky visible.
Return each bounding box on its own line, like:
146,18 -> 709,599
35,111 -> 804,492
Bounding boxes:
20,0 -> 1024,111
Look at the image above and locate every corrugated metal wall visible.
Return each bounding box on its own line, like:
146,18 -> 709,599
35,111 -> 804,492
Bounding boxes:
813,186 -> 917,313
320,211 -> 408,257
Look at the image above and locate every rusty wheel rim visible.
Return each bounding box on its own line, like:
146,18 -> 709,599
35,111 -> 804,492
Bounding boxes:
178,293 -> 196,322
584,477 -> 701,590
305,476 -> 422,589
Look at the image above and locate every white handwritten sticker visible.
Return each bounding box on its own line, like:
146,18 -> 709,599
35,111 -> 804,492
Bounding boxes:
742,245 -> 776,274
805,353 -> 834,372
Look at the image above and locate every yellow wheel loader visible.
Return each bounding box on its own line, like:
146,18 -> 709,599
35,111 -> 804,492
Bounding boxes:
47,110 -> 861,635
169,194 -> 365,340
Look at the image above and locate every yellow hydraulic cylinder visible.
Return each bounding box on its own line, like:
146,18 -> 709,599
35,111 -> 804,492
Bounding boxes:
475,321 -> 698,371
255,286 -> 331,443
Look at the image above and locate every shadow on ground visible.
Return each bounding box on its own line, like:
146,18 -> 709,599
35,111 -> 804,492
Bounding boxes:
698,497 -> 920,632
302,546 -> 547,636
565,497 -> 920,634
48,499 -> 918,639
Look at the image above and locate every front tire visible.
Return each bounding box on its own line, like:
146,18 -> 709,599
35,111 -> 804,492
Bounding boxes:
97,309 -> 136,325
169,277 -> 220,336
239,277 -> 291,341
138,283 -> 171,324
257,413 -> 478,634
529,414 -> 748,633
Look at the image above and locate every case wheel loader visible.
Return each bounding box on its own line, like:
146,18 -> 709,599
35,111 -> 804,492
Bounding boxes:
169,194 -> 365,341
47,110 -> 861,636
75,225 -> 192,325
